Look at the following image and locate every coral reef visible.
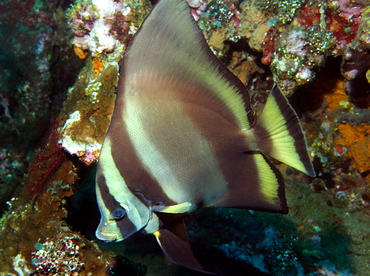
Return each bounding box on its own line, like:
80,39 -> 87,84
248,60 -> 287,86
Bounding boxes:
57,0 -> 370,164
67,0 -> 151,58
0,0 -> 83,207
335,123 -> 370,173
58,0 -> 152,164
194,0 -> 241,56
156,0 -> 369,97
26,120 -> 67,198
58,63 -> 119,165
0,156 -> 112,274
31,233 -> 86,274
1,0 -> 370,275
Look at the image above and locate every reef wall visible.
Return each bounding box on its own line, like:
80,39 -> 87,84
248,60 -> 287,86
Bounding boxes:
0,0 -> 370,275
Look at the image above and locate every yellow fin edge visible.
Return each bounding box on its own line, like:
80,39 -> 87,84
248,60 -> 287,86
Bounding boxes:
254,154 -> 279,206
155,202 -> 193,214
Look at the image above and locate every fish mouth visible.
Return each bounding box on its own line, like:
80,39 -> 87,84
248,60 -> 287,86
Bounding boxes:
95,230 -> 121,242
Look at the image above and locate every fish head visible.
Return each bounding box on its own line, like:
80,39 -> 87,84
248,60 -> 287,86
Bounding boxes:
95,205 -> 127,242
95,198 -> 151,242
95,139 -> 153,242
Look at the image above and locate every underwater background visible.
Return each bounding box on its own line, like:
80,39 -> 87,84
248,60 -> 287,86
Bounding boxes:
0,0 -> 370,275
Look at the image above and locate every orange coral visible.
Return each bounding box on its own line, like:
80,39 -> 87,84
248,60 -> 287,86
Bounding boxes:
73,46 -> 88,59
324,80 -> 349,111
335,123 -> 370,173
93,58 -> 104,75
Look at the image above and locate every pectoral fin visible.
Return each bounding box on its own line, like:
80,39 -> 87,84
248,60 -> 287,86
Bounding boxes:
153,220 -> 214,274
153,202 -> 193,213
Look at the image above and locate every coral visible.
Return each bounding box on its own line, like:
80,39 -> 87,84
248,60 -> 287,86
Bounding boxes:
256,0 -> 305,24
0,157 -> 111,274
282,172 -> 370,274
197,0 -> 241,55
297,3 -> 321,26
92,58 -> 105,76
228,0 -> 367,95
184,0 -> 207,20
267,16 -> 333,93
359,6 -> 370,47
324,80 -> 350,112
261,28 -> 279,65
227,51 -> 264,85
58,0 -> 152,165
26,120 -> 67,198
12,254 -> 34,276
335,123 -> 370,173
202,0 -> 236,28
31,233 -> 86,275
74,46 -> 89,59
0,0 -> 70,140
270,28 -> 320,92
3,0 -> 370,275
326,0 -> 362,52
238,1 -> 270,50
228,0 -> 329,94
341,49 -> 370,106
0,0 -> 84,210
67,0 -> 152,58
58,63 -> 119,164
303,78 -> 361,177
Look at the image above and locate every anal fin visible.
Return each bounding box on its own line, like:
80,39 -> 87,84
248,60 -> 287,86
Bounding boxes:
153,220 -> 215,274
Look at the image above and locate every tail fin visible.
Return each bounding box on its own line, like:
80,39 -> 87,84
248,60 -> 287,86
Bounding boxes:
254,86 -> 315,177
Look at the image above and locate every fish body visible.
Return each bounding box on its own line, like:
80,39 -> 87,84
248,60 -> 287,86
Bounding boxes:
95,0 -> 315,272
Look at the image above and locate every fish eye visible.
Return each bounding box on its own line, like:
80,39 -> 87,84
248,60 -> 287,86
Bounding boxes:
111,207 -> 126,219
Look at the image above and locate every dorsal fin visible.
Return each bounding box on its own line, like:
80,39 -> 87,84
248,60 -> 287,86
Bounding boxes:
122,0 -> 252,130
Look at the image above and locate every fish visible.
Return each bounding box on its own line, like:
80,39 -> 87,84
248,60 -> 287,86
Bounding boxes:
95,0 -> 315,273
